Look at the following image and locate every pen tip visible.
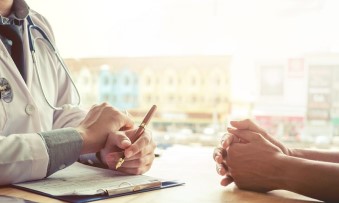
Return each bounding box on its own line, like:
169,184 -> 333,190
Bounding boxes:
115,158 -> 124,169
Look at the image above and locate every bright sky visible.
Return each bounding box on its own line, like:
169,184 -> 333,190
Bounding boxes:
25,0 -> 339,58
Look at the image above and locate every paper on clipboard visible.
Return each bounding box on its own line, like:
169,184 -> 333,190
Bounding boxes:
13,162 -> 163,196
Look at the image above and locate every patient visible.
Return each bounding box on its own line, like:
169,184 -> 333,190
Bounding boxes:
213,119 -> 339,202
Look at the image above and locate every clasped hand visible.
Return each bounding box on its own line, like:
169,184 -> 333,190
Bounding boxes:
213,119 -> 291,192
77,103 -> 156,175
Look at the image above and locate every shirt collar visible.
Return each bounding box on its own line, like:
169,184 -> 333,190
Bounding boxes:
0,0 -> 29,25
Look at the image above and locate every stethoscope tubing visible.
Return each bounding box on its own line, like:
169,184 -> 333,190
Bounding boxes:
26,16 -> 81,110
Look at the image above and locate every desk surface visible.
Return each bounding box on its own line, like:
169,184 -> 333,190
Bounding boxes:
0,145 -> 323,203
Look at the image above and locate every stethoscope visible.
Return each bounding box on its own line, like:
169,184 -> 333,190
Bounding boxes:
0,15 -> 81,110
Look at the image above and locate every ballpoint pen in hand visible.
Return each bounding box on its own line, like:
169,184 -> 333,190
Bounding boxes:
115,105 -> 157,169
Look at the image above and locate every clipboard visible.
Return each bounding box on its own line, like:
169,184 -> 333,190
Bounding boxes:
12,162 -> 184,203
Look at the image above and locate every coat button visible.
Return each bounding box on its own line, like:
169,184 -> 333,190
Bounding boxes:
25,104 -> 35,115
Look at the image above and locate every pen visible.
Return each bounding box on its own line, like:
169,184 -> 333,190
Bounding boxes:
115,104 -> 157,169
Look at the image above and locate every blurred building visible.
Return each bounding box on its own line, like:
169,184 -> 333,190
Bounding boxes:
65,56 -> 231,133
252,58 -> 307,142
252,54 -> 339,144
305,53 -> 339,144
65,53 -> 339,146
99,67 -> 139,110
66,63 -> 99,107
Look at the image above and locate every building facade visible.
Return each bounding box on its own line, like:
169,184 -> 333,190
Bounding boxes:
252,54 -> 339,144
65,53 -> 339,146
65,56 -> 231,134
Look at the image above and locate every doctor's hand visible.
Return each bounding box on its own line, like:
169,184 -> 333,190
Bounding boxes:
76,103 -> 134,154
100,129 -> 156,174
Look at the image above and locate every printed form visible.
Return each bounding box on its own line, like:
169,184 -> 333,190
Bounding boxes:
14,162 -> 162,196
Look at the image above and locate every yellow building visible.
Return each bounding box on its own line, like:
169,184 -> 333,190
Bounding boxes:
65,55 -> 231,133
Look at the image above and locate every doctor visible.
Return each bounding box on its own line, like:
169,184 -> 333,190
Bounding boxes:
0,0 -> 156,185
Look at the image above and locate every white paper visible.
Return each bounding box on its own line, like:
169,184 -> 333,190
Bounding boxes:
14,162 -> 162,196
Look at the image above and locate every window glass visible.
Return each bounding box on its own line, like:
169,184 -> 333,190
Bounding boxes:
27,0 -> 339,149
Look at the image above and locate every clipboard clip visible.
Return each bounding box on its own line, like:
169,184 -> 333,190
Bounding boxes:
97,180 -> 162,196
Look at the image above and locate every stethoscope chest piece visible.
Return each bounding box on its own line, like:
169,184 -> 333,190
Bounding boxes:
0,77 -> 13,103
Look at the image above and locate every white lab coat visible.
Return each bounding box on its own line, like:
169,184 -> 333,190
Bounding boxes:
0,10 -> 86,185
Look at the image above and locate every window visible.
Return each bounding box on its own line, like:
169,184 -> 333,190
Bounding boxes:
32,0 -> 339,149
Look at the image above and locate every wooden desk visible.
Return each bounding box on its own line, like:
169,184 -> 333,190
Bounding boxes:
0,145 -> 323,203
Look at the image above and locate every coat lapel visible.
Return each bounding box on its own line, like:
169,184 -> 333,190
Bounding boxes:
22,19 -> 34,90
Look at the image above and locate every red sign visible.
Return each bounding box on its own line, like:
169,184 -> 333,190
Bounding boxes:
288,58 -> 304,77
